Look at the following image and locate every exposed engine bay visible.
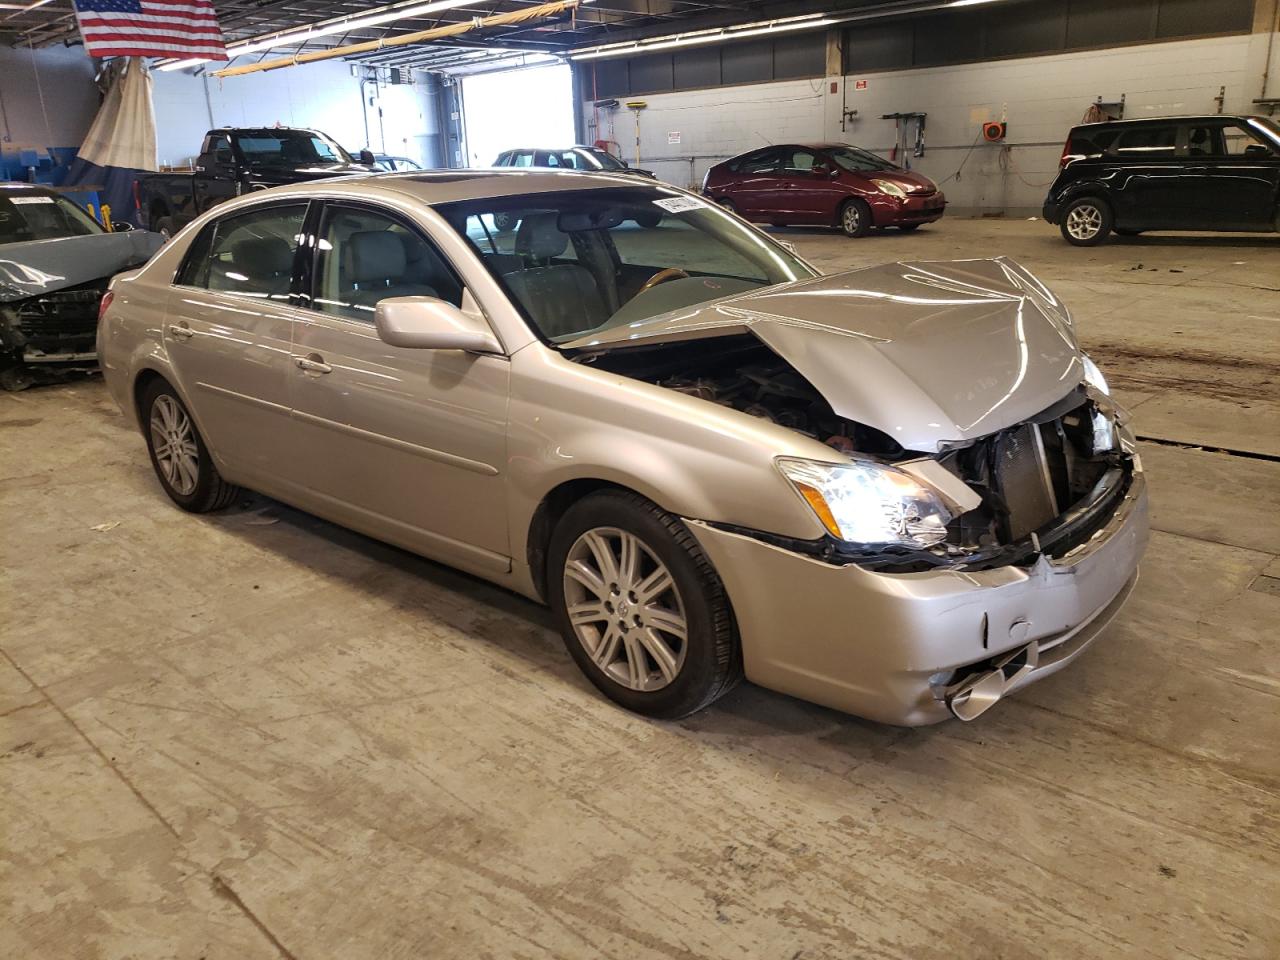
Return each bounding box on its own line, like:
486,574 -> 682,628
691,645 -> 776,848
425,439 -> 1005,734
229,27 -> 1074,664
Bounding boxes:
579,335 -> 1132,572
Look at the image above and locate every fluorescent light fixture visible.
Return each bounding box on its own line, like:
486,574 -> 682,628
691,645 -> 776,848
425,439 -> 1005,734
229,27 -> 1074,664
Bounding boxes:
570,0 -> 1011,61
571,13 -> 834,61
157,0 -> 475,71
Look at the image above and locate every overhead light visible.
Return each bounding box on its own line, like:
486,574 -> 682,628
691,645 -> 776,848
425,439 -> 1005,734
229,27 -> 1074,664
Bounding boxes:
571,13 -> 834,61
570,0 -> 1011,61
157,0 -> 475,71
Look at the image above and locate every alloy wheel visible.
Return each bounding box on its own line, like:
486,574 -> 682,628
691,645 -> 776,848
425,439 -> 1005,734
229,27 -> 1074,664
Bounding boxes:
149,395 -> 199,495
562,527 -> 688,692
842,204 -> 861,233
1065,203 -> 1103,241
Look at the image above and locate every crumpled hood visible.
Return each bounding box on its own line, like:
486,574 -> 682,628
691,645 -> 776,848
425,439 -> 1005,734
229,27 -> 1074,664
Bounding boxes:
0,230 -> 165,303
566,257 -> 1084,452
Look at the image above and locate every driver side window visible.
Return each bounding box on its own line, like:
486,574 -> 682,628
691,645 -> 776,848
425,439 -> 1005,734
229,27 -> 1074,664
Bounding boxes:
311,204 -> 463,323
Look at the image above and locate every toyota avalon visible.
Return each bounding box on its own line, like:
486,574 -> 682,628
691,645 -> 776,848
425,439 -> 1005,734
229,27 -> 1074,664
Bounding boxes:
98,171 -> 1147,725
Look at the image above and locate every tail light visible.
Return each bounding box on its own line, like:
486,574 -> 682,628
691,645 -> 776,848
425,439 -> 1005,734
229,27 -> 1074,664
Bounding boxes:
701,169 -> 711,194
1059,138 -> 1072,169
98,289 -> 114,324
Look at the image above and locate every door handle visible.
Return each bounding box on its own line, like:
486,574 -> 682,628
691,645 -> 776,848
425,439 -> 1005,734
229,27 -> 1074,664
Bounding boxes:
167,323 -> 194,340
293,354 -> 332,374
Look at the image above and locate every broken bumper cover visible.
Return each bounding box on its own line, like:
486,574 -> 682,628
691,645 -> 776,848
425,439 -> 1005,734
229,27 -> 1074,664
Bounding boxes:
687,464 -> 1149,726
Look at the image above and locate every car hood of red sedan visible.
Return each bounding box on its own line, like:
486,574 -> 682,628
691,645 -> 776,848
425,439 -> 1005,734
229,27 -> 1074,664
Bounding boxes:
563,257 -> 1083,453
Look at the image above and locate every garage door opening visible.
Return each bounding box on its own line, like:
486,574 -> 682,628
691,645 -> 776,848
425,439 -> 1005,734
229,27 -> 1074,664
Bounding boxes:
461,63 -> 575,167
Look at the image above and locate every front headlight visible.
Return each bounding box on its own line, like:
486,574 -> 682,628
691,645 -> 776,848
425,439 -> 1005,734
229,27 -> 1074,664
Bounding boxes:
1081,353 -> 1109,395
777,457 -> 953,549
871,179 -> 907,199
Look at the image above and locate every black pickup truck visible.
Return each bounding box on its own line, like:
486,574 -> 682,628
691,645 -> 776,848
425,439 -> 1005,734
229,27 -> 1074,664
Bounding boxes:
139,127 -> 378,237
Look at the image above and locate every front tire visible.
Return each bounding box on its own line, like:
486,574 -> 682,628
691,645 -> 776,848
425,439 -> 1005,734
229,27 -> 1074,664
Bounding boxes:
1060,197 -> 1112,246
548,491 -> 740,719
141,378 -> 241,512
840,199 -> 872,238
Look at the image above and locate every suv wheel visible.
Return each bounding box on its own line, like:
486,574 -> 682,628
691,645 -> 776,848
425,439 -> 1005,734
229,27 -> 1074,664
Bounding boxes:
1061,197 -> 1112,246
548,491 -> 740,719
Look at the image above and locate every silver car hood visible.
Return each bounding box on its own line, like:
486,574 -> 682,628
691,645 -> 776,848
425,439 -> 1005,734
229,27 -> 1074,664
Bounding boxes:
565,257 -> 1084,452
0,231 -> 165,303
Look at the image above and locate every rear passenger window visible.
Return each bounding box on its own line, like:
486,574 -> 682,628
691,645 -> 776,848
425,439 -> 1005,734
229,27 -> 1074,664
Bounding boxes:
176,203 -> 306,300
311,204 -> 463,323
1113,126 -> 1177,158
512,152 -> 534,167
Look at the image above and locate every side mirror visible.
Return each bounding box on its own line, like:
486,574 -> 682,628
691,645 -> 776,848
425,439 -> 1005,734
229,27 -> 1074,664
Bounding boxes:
110,221 -> 134,232
811,164 -> 830,177
1243,143 -> 1272,158
374,295 -> 502,353
359,148 -> 376,165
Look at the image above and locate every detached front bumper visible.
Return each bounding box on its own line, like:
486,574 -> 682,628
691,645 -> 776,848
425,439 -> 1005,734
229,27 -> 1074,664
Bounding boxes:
688,465 -> 1149,726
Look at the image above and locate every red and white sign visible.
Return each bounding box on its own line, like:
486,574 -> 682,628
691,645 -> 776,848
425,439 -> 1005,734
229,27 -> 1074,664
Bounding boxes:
854,79 -> 868,91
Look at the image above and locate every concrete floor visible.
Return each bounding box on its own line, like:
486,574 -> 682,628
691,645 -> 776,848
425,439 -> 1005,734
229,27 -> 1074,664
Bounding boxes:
3,219 -> 1278,959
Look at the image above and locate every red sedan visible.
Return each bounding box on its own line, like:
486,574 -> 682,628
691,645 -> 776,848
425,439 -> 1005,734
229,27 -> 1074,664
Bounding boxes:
702,143 -> 946,238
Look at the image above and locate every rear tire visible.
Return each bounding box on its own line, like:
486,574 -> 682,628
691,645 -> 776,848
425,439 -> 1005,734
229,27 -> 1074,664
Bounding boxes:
141,378 -> 241,513
1060,197 -> 1112,246
548,490 -> 740,719
717,198 -> 737,215
154,217 -> 175,240
839,199 -> 872,238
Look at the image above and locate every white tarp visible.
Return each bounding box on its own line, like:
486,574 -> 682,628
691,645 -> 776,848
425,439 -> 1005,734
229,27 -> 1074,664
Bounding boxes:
78,58 -> 158,172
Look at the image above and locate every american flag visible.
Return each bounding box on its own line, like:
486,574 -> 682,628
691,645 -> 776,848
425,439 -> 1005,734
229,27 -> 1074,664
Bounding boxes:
72,0 -> 228,60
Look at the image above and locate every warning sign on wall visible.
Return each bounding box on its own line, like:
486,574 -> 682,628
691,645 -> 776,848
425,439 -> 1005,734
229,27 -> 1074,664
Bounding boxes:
668,131 -> 682,145
854,79 -> 868,91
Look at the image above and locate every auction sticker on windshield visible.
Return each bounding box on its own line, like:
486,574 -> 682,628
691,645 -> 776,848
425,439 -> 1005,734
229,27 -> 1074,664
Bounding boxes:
653,196 -> 704,213
11,196 -> 55,205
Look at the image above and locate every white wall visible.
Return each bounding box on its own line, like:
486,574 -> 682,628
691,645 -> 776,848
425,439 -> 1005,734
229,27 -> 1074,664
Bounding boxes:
583,33 -> 1277,215
151,62 -> 439,168
0,45 -> 100,149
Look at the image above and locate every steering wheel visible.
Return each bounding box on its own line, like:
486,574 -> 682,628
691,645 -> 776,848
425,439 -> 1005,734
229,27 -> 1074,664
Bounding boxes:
639,267 -> 690,294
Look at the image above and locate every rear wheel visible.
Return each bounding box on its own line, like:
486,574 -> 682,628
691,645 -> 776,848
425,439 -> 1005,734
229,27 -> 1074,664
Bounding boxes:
154,217 -> 175,240
1060,197 -> 1112,246
840,199 -> 872,238
548,490 -> 740,719
141,379 -> 241,512
717,198 -> 737,215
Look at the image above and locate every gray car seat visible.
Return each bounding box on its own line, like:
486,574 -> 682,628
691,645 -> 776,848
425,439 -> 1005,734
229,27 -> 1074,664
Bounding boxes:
222,235 -> 294,297
343,230 -> 437,312
502,213 -> 608,338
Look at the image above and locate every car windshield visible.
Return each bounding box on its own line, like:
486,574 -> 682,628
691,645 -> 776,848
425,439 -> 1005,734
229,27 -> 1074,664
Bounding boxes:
586,149 -> 627,170
0,193 -> 104,244
439,186 -> 816,343
827,145 -> 896,173
234,131 -> 350,166
1247,116 -> 1280,144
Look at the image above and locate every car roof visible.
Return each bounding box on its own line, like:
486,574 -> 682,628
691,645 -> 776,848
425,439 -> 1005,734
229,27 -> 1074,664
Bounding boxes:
237,169 -> 669,205
1072,114 -> 1263,129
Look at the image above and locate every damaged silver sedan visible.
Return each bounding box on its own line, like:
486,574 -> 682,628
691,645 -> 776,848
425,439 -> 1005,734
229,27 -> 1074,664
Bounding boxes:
99,172 -> 1148,725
